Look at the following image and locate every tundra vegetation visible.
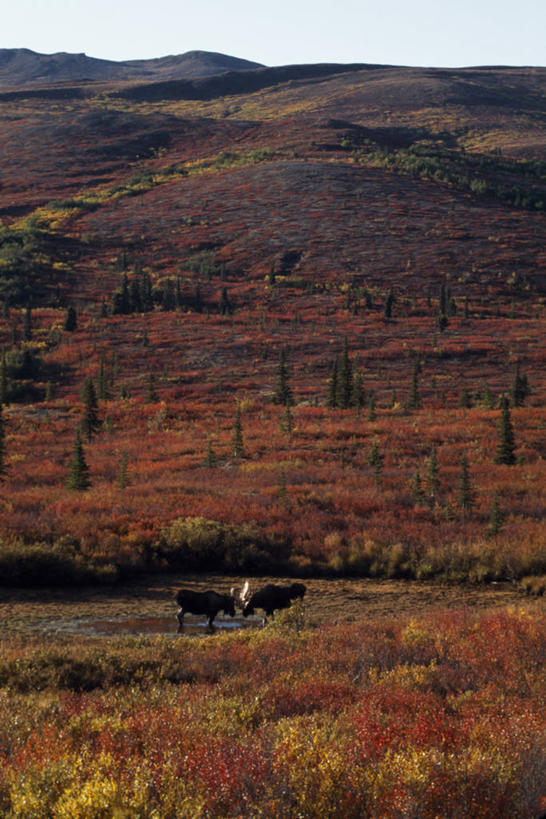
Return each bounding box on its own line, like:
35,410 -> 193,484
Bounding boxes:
0,58 -> 544,815
0,605 -> 544,817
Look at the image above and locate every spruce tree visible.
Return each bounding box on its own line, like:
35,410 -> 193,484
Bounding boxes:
140,272 -> 154,312
335,338 -> 353,409
97,353 -> 110,401
64,306 -> 77,332
0,404 -> 5,480
412,470 -> 426,504
162,278 -> 176,311
511,364 -> 530,408
425,447 -> 440,503
458,389 -> 472,409
116,452 -> 130,489
495,396 -> 516,465
488,493 -> 504,537
146,373 -> 158,403
480,380 -> 495,409
0,349 -> 9,406
232,404 -> 244,458
367,391 -> 376,422
384,289 -> 394,319
274,349 -> 293,406
175,276 -> 182,310
277,470 -> 287,499
281,404 -> 293,436
205,441 -> 216,468
367,441 -> 383,485
219,287 -> 231,316
129,278 -> 142,313
121,273 -> 130,313
457,453 -> 474,514
23,304 -> 32,341
66,430 -> 91,490
327,358 -> 338,408
350,372 -> 364,414
408,359 -> 421,410
81,377 -> 100,440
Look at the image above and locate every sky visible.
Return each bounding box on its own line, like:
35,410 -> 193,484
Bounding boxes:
3,0 -> 545,68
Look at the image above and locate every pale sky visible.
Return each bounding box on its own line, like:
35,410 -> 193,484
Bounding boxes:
3,0 -> 545,68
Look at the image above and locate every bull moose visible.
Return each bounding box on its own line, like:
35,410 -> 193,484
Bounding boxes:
175,589 -> 236,629
241,582 -> 306,619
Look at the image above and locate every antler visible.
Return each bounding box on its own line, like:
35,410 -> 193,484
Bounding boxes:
240,581 -> 251,606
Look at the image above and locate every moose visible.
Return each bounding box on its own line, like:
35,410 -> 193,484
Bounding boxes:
240,581 -> 306,619
175,589 -> 236,629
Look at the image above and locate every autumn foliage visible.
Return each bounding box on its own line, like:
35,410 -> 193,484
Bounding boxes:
0,606 -> 544,817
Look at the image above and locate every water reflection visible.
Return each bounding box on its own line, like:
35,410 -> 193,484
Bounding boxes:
65,614 -> 258,637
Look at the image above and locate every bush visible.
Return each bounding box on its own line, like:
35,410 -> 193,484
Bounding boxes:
157,516 -> 289,573
0,540 -> 118,587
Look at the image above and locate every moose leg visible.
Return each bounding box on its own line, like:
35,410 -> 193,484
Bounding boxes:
177,608 -> 185,631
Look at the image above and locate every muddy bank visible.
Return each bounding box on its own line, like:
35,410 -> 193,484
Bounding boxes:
0,575 -> 538,637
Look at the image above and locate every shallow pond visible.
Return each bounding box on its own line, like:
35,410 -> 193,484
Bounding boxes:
57,613 -> 260,637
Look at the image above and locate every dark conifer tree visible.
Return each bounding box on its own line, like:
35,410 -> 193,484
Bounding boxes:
116,452 -> 130,489
367,441 -> 383,485
64,306 -> 77,332
480,380 -> 495,409
232,404 -> 244,458
458,389 -> 472,409
129,279 -> 142,313
120,273 -> 130,313
219,287 -> 231,316
327,358 -> 338,408
0,349 -> 9,406
335,338 -> 352,409
367,391 -> 376,422
274,349 -> 293,406
146,373 -> 158,403
511,364 -> 530,408
0,404 -> 5,480
175,276 -> 182,310
488,493 -> 504,537
162,278 -> 176,311
97,353 -> 110,401
194,285 -> 203,313
384,289 -> 394,319
350,372 -> 364,413
495,396 -> 516,465
425,447 -> 440,503
23,304 -> 32,341
205,441 -> 216,468
66,430 -> 91,490
412,470 -> 426,504
457,453 -> 474,514
281,404 -> 293,437
81,377 -> 100,441
111,274 -> 130,314
140,272 -> 154,312
408,359 -> 421,410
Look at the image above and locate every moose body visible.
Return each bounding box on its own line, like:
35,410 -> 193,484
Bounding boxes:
175,589 -> 236,628
242,583 -> 306,618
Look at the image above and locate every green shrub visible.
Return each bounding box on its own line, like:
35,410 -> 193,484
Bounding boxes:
0,541 -> 117,587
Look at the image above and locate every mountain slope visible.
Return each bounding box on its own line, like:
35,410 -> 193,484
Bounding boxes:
0,48 -> 264,88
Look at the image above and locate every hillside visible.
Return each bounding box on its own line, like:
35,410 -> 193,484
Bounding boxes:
0,48 -> 264,89
0,55 -> 544,586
